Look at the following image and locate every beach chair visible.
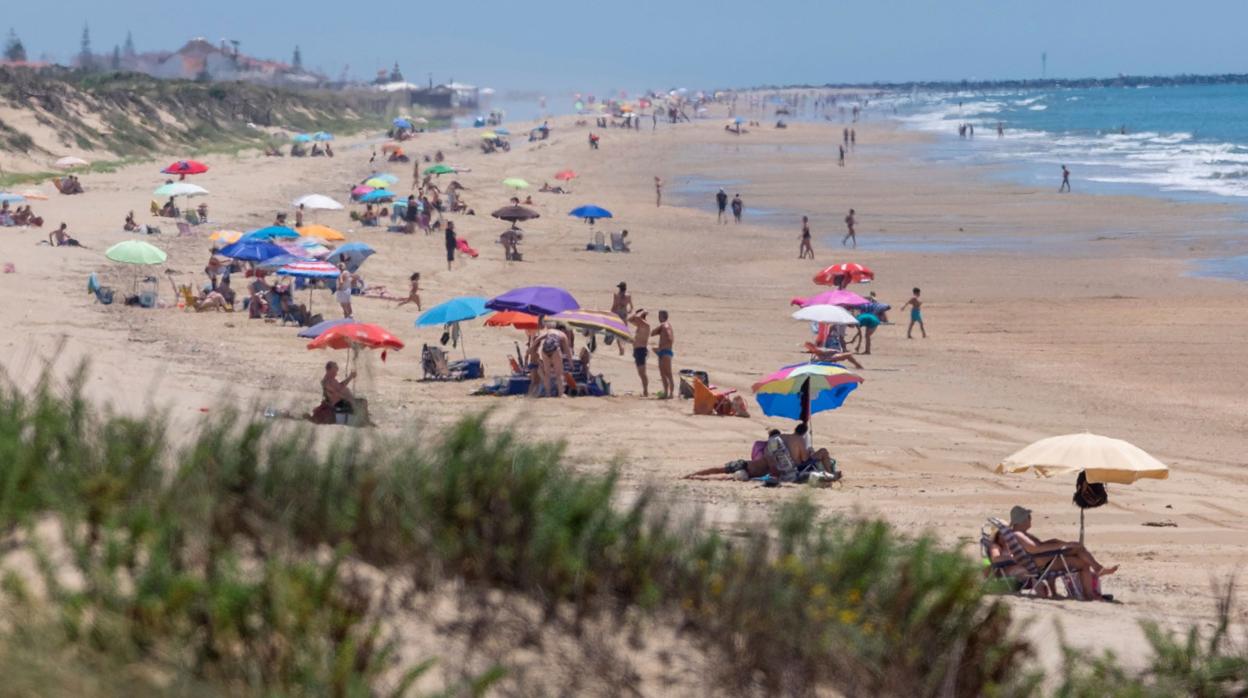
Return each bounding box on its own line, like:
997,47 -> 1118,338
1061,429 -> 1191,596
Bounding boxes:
422,344 -> 460,381
176,222 -> 194,237
692,378 -> 738,416
178,285 -> 196,310
185,210 -> 201,225
150,201 -> 161,216
87,273 -> 114,305
590,231 -> 607,252
610,232 -> 630,252
985,517 -> 1084,599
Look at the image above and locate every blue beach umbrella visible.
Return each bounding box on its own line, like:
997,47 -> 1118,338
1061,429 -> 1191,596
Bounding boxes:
217,239 -> 288,262
569,205 -> 613,221
242,225 -> 300,241
733,116 -> 745,124
416,296 -> 490,327
292,133 -> 312,143
0,192 -> 26,204
393,117 -> 413,129
313,131 -> 334,141
359,189 -> 395,203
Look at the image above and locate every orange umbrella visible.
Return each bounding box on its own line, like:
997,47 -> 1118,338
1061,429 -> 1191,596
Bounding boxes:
554,169 -> 577,181
307,322 -> 404,362
381,142 -> 402,153
814,262 -> 874,286
484,310 -> 540,330
297,224 -> 347,241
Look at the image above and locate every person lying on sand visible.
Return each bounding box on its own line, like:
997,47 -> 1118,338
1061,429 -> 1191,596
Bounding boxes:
803,341 -> 864,369
683,424 -> 841,484
998,505 -> 1117,601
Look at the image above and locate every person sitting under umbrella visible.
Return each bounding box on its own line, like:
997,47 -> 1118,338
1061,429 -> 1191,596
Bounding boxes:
993,506 -> 1116,601
683,424 -> 841,483
539,182 -> 568,194
160,197 -> 178,218
308,360 -> 357,425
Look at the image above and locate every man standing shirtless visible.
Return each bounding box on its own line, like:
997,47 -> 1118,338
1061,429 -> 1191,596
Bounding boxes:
652,310 -> 675,399
611,282 -> 633,356
842,208 -> 857,248
629,309 -> 651,397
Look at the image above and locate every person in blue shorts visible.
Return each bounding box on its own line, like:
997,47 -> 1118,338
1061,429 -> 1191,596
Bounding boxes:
851,311 -> 881,355
900,287 -> 926,339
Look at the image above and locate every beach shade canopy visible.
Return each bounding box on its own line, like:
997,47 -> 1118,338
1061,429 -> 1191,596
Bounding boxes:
502,177 -> 530,190
550,309 -> 630,341
154,182 -> 209,198
292,133 -> 313,143
0,193 -> 24,204
487,286 -> 580,316
792,289 -> 870,308
569,205 -> 613,221
218,239 -> 288,262
293,194 -> 344,211
393,117 -> 413,129
105,240 -> 167,265
55,156 -> 89,169
752,362 -> 864,421
308,322 -> 405,352
792,304 -> 859,325
424,164 -> 456,176
296,224 -> 346,241
313,131 -> 334,141
996,433 -> 1170,486
326,242 -> 375,271
208,229 -> 245,245
416,297 -> 491,327
491,205 -> 540,223
484,310 -> 540,329
161,160 -> 208,175
814,262 -> 874,286
359,189 -> 395,203
243,225 -> 300,241
298,317 -> 354,339
554,169 -> 577,181
364,177 -> 392,189
17,189 -> 48,201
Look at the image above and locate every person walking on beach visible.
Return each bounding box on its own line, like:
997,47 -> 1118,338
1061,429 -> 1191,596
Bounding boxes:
901,287 -> 926,339
838,145 -> 845,167
843,128 -> 849,146
799,216 -> 815,259
444,221 -> 457,271
1059,165 -> 1071,193
652,310 -> 675,399
715,188 -> 728,223
629,309 -> 651,397
396,272 -> 422,309
842,209 -> 857,248
611,282 -> 633,356
731,194 -> 744,223
850,129 -> 856,149
654,176 -> 663,207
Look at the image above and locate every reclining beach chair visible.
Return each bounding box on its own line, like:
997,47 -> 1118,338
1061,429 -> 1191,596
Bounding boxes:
692,378 -> 738,416
610,231 -> 630,252
422,344 -> 461,381
590,231 -> 607,252
984,517 -> 1084,599
87,273 -> 114,305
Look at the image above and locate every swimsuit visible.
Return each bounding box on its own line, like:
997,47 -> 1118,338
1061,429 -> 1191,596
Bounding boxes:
633,346 -> 648,365
910,308 -> 922,322
656,348 -> 674,358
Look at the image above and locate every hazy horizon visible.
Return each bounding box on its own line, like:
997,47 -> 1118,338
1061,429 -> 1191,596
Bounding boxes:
6,0 -> 1248,99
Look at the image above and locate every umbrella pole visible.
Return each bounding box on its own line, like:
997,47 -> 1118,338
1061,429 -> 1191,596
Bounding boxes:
1079,508 -> 1085,546
800,379 -> 812,438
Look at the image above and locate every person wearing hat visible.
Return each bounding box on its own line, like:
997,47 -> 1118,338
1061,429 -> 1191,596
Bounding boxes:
611,282 -> 633,356
1004,505 -> 1117,600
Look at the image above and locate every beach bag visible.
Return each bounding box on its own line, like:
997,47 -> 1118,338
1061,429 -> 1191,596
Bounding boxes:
1073,471 -> 1108,509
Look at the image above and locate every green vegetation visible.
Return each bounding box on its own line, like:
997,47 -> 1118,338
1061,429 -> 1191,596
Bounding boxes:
0,368 -> 1244,696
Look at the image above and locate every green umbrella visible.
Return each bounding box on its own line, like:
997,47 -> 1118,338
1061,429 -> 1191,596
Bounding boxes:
502,177 -> 530,190
424,164 -> 455,176
106,240 -> 167,265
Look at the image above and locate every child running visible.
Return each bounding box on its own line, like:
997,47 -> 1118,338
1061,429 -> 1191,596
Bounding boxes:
901,287 -> 926,339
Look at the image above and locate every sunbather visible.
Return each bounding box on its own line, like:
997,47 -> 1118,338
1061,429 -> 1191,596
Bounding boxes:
48,223 -> 81,247
997,506 -> 1116,600
803,341 -> 864,369
308,361 -> 356,424
684,425 -> 840,483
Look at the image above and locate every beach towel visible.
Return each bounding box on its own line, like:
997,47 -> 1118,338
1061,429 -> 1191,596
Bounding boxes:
456,238 -> 479,258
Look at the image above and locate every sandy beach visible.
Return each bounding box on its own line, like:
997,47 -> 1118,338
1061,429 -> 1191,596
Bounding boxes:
3,102 -> 1247,674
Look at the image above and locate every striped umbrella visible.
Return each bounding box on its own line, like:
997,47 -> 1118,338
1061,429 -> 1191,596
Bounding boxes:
752,362 -> 864,431
277,260 -> 339,279
550,309 -> 630,340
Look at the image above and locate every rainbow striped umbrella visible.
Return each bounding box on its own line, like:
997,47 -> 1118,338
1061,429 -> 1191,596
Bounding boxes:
277,260 -> 339,279
550,309 -> 630,340
752,362 -> 863,422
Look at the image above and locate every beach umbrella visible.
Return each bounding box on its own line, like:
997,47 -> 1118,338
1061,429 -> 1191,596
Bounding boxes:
208,229 -> 245,245
996,433 -> 1170,543
550,309 -> 630,341
487,286 -> 580,317
484,310 -> 540,329
554,169 -> 577,181
364,177 -> 392,189
752,362 -> 864,431
313,131 -> 334,142
814,263 -> 874,286
481,131 -> 498,140
55,156 -> 88,169
280,238 -> 331,259
293,194 -> 344,211
257,253 -> 315,271
733,116 -> 745,125
792,305 -> 859,325
367,173 -> 400,185
297,224 -> 346,241
292,133 -> 313,143
424,164 -> 455,176
791,289 -> 870,308
0,193 -> 24,205
358,189 -> 395,204
569,204 -> 612,221
298,317 -> 354,339
351,185 -> 375,198
416,297 -> 490,327
491,205 -> 540,224
154,182 -> 209,198
105,240 -> 167,265
308,322 -> 405,369
278,260 -> 340,279
218,239 -> 287,262
393,117 -> 413,129
243,225 -> 300,241
502,177 -> 530,190
161,160 -> 209,175
326,242 -> 375,271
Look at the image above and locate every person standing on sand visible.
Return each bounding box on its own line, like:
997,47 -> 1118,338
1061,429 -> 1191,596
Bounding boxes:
1059,165 -> 1071,192
731,194 -> 744,223
652,310 -> 675,399
799,216 -> 815,259
838,145 -> 845,167
850,129 -> 856,149
335,263 -> 355,318
901,287 -> 926,339
715,188 -> 728,224
444,221 -> 457,271
842,209 -> 857,248
654,176 -> 663,207
629,309 -> 652,397
611,282 -> 633,356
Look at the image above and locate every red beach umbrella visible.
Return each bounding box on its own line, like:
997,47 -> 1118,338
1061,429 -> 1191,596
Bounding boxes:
814,263 -> 874,286
484,310 -> 540,330
554,169 -> 577,181
162,159 -> 209,175
307,322 -> 405,354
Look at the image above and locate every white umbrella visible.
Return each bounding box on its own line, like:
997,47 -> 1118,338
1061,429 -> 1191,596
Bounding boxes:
792,305 -> 859,325
154,182 -> 209,198
292,194 -> 344,211
55,156 -> 89,169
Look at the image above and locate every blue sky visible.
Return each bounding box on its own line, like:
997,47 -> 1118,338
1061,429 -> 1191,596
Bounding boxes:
5,0 -> 1248,98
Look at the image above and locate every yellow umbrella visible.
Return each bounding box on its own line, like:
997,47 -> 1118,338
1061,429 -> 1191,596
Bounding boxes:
297,224 -> 346,242
364,178 -> 392,189
209,229 -> 244,245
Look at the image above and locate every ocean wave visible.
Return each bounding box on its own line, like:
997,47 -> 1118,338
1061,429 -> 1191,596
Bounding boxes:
1028,105 -> 1048,111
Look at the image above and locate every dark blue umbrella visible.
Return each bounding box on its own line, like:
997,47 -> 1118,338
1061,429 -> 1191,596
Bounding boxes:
218,239 -> 288,262
569,205 -> 613,221
298,317 -> 354,339
242,225 -> 300,241
486,286 -> 580,316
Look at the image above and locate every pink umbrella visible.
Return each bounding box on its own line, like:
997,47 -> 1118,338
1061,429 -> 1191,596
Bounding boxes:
791,289 -> 869,308
351,185 -> 375,198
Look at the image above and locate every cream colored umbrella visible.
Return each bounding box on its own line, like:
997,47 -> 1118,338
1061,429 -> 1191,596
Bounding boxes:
996,432 -> 1169,542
